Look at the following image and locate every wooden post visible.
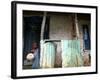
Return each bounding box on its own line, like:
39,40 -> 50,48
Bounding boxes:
75,13 -> 80,39
41,12 -> 47,40
40,12 -> 47,68
71,14 -> 76,39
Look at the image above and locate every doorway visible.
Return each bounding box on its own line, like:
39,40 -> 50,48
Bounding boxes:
23,14 -> 50,69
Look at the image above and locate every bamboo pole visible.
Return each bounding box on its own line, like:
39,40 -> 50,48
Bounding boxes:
40,12 -> 47,40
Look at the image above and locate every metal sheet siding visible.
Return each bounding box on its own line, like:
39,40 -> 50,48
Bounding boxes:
40,40 -> 56,68
61,40 -> 83,67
